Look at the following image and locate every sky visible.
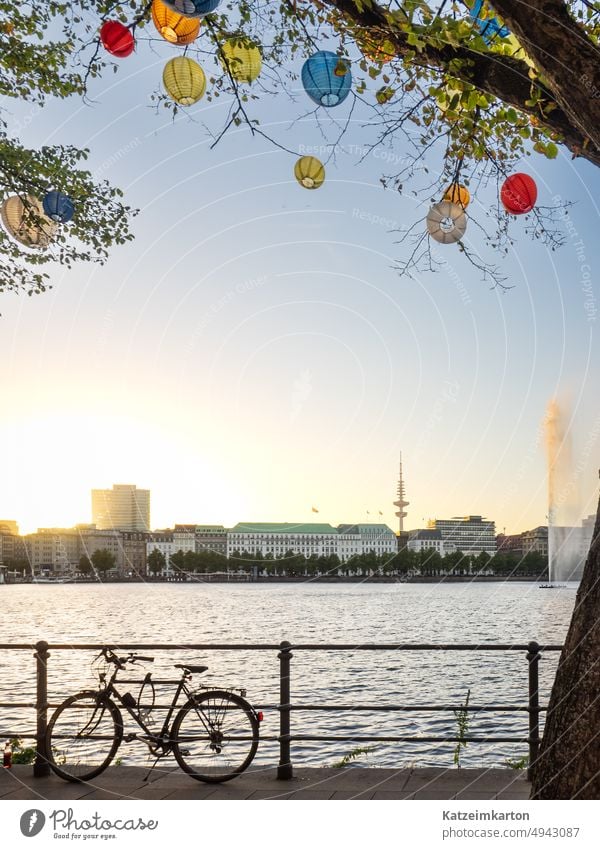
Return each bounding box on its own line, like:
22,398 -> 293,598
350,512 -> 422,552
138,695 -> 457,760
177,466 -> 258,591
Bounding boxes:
1,22 -> 599,535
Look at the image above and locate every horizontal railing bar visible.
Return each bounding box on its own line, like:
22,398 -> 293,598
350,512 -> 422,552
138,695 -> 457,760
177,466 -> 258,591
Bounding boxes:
287,704 -> 547,712
291,735 -> 531,743
0,702 -> 548,712
0,642 -> 564,651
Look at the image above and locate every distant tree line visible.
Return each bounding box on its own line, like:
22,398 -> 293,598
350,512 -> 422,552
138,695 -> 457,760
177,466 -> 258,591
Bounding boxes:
144,547 -> 548,580
2,547 -> 547,580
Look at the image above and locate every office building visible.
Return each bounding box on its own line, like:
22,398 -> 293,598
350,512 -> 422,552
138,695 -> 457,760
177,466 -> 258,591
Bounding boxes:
432,515 -> 496,555
92,484 -> 150,532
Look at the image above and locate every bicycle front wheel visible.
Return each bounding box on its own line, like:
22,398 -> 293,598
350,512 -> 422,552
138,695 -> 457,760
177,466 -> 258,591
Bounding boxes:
46,691 -> 123,782
172,690 -> 259,783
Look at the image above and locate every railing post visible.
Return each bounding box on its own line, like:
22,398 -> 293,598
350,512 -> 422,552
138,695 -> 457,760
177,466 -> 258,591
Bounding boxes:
277,640 -> 293,779
526,640 -> 541,781
33,640 -> 50,777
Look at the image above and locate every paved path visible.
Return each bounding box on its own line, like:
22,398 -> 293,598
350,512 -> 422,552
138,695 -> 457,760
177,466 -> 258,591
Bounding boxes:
0,765 -> 529,800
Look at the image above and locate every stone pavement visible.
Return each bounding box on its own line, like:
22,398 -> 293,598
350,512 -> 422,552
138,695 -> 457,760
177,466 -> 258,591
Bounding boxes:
0,765 -> 530,800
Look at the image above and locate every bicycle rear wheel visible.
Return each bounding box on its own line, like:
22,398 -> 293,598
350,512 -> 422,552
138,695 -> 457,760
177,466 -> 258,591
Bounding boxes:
46,691 -> 123,782
172,690 -> 259,783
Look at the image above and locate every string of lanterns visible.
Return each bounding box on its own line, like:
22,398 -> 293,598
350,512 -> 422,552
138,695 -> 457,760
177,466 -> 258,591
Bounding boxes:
0,7 -> 541,253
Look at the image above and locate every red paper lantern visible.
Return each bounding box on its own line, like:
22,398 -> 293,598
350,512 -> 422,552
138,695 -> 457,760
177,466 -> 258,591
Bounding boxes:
500,173 -> 537,215
100,21 -> 135,58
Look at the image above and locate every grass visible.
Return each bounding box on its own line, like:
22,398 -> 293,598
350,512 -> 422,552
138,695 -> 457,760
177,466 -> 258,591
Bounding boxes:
332,746 -> 376,768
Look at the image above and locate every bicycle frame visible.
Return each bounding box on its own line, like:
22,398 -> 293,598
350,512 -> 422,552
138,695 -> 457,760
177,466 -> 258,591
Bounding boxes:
100,663 -> 198,754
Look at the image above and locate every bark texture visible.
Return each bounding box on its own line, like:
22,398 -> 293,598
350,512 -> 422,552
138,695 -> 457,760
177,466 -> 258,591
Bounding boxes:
530,488 -> 600,799
321,0 -> 600,167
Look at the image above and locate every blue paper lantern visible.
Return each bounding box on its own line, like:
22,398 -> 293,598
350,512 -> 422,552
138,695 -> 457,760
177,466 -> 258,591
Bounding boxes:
42,191 -> 75,223
161,0 -> 220,16
301,51 -> 352,108
469,1 -> 510,44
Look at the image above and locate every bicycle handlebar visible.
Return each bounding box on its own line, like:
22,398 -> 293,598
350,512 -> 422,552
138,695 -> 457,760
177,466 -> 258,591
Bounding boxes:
96,648 -> 154,667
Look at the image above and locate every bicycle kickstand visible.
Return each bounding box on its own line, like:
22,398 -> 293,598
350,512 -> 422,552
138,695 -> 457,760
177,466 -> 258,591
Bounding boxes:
143,756 -> 161,782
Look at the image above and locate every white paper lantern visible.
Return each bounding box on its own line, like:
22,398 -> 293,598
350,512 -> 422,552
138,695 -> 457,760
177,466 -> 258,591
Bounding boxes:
426,201 -> 467,244
1,195 -> 57,248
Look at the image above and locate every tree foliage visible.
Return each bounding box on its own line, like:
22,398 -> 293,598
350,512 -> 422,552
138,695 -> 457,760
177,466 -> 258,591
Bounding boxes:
0,1 -> 599,295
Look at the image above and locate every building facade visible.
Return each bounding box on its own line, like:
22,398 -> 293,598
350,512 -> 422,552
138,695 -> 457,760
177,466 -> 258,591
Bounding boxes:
24,528 -> 80,573
407,529 -> 455,555
432,516 -> 496,555
227,522 -> 397,561
521,526 -> 548,557
91,484 -> 150,532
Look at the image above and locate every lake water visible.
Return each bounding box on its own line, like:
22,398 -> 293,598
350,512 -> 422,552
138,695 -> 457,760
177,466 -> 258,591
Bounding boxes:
0,581 -> 576,769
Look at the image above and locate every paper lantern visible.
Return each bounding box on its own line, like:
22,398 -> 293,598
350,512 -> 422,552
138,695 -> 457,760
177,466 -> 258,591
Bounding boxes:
160,0 -> 220,17
468,0 -> 510,44
43,191 -> 75,223
1,195 -> 57,248
500,173 -> 537,214
152,0 -> 200,45
443,183 -> 470,209
426,201 -> 467,244
100,21 -> 135,58
301,51 -> 352,108
294,157 -> 325,190
220,38 -> 262,83
163,56 -> 206,105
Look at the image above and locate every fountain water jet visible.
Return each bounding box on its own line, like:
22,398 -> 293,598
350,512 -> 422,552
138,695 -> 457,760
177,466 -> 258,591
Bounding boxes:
544,399 -> 580,585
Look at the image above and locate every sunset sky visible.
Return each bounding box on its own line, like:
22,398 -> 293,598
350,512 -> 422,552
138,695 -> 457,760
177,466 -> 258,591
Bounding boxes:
1,34 -> 599,536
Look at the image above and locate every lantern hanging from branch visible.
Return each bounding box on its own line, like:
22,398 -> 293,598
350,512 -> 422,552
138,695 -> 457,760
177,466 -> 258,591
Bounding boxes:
468,0 -> 510,45
443,183 -> 470,209
42,191 -> 75,224
1,195 -> 57,248
294,157 -> 325,190
220,38 -> 262,83
500,173 -> 537,214
161,0 -> 220,17
301,51 -> 352,108
152,0 -> 200,45
163,56 -> 206,105
100,21 -> 135,58
426,201 -> 467,244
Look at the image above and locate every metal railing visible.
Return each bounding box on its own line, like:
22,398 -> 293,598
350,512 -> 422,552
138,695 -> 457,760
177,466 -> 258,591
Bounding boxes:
0,640 -> 563,781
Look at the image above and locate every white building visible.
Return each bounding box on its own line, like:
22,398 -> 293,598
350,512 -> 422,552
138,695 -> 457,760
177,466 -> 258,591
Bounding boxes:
146,530 -> 196,574
227,522 -> 397,561
92,484 -> 150,532
407,529 -> 455,555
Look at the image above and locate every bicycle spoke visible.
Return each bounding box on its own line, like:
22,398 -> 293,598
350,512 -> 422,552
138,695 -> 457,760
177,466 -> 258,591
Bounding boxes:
47,694 -> 120,782
173,690 -> 259,782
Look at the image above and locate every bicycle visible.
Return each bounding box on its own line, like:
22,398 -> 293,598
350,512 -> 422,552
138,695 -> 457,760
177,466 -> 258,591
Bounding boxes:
45,647 -> 262,783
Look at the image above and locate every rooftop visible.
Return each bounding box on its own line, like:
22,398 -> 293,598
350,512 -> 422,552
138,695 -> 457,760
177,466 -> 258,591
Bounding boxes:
231,523 -> 337,535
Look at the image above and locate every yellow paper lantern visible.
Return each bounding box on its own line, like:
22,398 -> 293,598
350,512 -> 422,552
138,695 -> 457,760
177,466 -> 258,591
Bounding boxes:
220,38 -> 262,83
152,0 -> 200,45
1,195 -> 57,249
163,56 -> 206,105
294,157 -> 325,190
443,183 -> 470,209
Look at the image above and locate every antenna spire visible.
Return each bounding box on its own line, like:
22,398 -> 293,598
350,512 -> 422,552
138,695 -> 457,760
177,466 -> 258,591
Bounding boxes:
394,452 -> 409,533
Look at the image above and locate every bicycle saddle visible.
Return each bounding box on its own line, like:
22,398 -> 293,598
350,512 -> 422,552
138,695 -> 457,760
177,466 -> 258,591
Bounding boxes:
174,663 -> 208,674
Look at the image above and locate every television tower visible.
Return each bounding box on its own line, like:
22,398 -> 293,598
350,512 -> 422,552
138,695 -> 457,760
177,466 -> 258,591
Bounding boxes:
394,453 -> 409,533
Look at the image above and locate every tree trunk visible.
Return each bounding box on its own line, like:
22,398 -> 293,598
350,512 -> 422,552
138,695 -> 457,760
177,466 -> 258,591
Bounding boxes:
493,0 -> 600,155
322,0 -> 600,167
530,484 -> 600,798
